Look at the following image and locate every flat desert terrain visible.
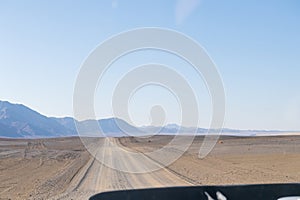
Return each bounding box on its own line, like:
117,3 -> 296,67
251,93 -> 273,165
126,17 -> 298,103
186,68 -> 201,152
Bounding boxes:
0,135 -> 299,200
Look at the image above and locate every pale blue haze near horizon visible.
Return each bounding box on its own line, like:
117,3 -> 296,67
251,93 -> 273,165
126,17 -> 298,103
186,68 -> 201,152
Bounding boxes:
0,0 -> 300,130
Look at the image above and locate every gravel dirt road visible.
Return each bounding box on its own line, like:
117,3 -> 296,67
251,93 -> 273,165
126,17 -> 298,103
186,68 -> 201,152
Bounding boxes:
55,138 -> 192,200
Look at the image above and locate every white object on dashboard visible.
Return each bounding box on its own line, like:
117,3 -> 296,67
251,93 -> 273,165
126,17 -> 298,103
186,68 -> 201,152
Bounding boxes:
278,197 -> 300,200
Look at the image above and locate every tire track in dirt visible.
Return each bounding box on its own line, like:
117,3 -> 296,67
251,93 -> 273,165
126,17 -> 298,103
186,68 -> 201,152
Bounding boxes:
57,138 -> 193,199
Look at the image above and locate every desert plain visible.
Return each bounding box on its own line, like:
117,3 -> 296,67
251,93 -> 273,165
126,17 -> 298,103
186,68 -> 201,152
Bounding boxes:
0,135 -> 299,200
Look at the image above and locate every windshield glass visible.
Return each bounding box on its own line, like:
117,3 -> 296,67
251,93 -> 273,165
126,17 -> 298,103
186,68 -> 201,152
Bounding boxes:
0,1 -> 299,200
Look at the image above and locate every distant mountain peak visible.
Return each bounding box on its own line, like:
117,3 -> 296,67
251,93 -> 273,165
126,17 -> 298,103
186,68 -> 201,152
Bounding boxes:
164,123 -> 180,129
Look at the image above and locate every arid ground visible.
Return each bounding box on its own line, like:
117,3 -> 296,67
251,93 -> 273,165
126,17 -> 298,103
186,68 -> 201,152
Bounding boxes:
0,135 -> 299,200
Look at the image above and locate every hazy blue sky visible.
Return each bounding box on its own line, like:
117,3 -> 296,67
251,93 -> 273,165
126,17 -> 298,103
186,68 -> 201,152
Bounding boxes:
0,0 -> 300,130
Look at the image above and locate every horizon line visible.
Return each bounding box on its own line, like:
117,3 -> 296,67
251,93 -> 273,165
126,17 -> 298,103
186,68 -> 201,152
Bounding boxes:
1,99 -> 300,133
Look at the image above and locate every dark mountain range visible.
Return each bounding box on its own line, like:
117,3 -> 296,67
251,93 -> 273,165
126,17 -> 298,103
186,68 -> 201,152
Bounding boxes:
0,100 -> 294,138
0,100 -> 142,138
0,100 -> 73,137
